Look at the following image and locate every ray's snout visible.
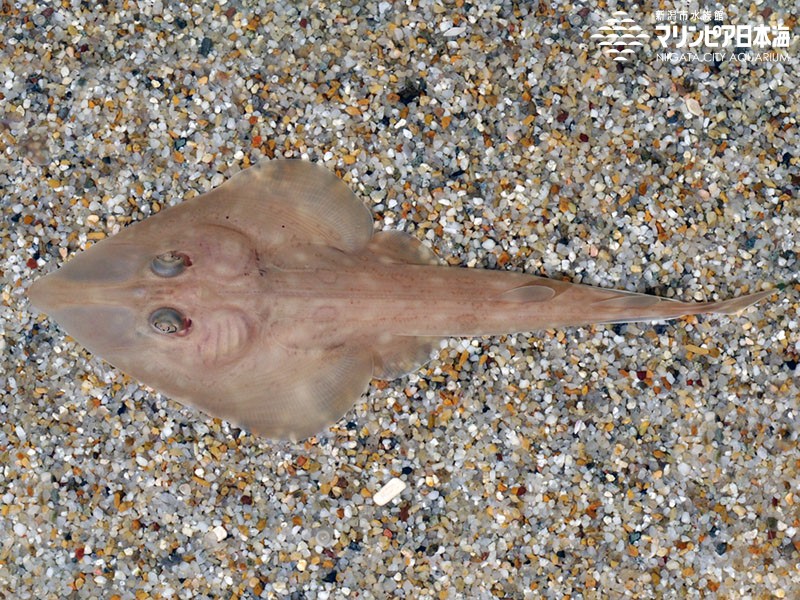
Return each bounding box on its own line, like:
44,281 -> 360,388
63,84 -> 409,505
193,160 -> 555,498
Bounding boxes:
28,242 -> 142,314
26,239 -> 149,359
28,256 -> 141,356
27,261 -> 104,314
27,273 -> 59,314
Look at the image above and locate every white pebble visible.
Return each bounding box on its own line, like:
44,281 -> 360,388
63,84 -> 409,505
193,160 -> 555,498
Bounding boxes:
373,477 -> 406,506
444,26 -> 466,37
212,525 -> 228,542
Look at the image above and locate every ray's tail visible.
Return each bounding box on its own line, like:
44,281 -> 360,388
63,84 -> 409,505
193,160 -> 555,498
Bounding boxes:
581,287 -> 774,326
696,289 -> 774,315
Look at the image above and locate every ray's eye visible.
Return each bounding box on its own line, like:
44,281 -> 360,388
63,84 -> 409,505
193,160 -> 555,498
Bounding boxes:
149,307 -> 190,335
151,251 -> 191,277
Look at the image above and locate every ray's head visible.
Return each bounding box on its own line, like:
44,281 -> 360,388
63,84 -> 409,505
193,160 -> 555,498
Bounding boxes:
26,159 -> 379,440
27,205 -> 258,391
29,240 -> 191,346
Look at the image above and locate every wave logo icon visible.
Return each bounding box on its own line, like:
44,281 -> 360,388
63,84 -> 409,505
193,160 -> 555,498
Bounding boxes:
590,11 -> 650,62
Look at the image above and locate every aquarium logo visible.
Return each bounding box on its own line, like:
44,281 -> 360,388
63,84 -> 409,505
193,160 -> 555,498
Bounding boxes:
591,11 -> 650,62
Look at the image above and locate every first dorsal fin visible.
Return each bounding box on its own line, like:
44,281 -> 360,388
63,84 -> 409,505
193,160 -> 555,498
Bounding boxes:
500,283 -> 558,303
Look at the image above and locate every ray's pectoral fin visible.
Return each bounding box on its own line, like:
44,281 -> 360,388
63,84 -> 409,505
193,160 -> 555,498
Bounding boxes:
215,159 -> 376,253
191,345 -> 374,441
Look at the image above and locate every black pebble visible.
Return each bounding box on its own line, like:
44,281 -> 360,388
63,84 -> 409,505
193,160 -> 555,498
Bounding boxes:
199,37 -> 213,57
397,79 -> 426,105
321,570 -> 337,583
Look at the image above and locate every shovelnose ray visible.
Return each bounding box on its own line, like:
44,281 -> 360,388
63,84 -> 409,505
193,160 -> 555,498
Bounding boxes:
28,159 -> 772,441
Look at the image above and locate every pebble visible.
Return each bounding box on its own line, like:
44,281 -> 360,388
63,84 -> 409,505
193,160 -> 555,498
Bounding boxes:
373,477 -> 408,507
685,97 -> 703,117
211,525 -> 228,542
3,1 -> 796,598
312,527 -> 336,547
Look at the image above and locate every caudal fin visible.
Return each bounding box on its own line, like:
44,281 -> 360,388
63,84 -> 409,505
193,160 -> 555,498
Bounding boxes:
585,286 -> 773,325
699,289 -> 774,315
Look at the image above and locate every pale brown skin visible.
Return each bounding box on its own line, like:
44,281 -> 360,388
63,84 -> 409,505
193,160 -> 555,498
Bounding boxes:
28,160 -> 772,440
